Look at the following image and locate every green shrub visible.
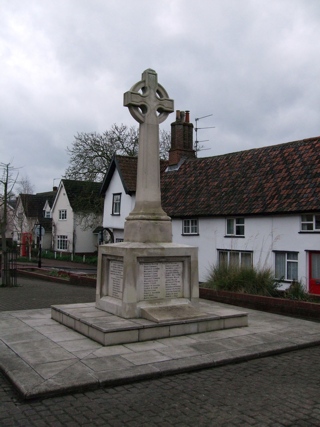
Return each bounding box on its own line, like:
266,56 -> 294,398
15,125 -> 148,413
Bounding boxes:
204,264 -> 280,297
284,280 -> 309,301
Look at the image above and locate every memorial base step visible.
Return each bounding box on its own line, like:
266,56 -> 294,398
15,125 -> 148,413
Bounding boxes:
51,302 -> 248,346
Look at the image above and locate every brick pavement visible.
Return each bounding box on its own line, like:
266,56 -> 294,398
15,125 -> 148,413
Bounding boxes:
0,277 -> 95,311
1,276 -> 320,426
0,346 -> 320,426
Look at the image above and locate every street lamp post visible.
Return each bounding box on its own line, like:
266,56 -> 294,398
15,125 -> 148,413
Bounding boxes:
34,223 -> 44,268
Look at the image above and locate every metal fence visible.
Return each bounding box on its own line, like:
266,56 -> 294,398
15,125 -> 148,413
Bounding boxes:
0,249 -> 17,286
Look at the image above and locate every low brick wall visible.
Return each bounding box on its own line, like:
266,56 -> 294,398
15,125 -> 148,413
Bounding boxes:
69,274 -> 96,288
200,288 -> 320,319
17,268 -> 70,284
17,268 -> 96,288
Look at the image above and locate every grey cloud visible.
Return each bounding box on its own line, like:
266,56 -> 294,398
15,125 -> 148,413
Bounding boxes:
1,0 -> 320,192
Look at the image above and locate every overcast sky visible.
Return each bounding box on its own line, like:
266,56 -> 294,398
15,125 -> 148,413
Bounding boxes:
1,0 -> 320,194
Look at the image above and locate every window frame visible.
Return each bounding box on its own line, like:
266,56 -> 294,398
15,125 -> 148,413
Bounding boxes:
182,219 -> 199,236
112,193 -> 121,216
274,251 -> 299,282
57,235 -> 68,251
301,214 -> 320,232
218,249 -> 253,268
43,210 -> 51,218
226,217 -> 245,237
58,209 -> 67,220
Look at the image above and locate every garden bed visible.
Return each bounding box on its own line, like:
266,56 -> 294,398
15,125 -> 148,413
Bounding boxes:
199,287 -> 320,320
17,268 -> 96,287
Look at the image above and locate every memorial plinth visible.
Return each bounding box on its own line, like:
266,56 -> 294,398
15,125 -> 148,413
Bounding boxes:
95,242 -> 199,319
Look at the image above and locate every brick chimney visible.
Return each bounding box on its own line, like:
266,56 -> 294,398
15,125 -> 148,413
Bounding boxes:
168,110 -> 195,166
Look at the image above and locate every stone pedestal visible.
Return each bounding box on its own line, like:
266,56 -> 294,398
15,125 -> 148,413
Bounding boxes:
96,242 -> 199,319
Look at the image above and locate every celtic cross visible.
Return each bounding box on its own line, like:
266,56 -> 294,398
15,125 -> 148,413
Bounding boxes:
123,69 -> 174,242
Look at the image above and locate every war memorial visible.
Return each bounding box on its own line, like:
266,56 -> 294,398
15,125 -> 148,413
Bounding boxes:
2,71 -> 320,403
51,69 -> 248,345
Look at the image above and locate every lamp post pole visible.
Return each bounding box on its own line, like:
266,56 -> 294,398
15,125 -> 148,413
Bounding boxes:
35,223 -> 42,268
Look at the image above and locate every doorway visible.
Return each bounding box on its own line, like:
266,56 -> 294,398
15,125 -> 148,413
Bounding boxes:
309,251 -> 320,294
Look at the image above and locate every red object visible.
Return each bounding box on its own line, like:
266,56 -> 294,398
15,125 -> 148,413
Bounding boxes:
309,251 -> 320,294
21,233 -> 32,256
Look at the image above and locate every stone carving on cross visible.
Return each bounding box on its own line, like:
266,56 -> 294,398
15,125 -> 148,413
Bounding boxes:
124,68 -> 174,125
123,69 -> 174,243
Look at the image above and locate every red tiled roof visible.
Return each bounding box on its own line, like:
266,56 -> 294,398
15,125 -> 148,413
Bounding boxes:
105,137 -> 320,217
116,156 -> 138,194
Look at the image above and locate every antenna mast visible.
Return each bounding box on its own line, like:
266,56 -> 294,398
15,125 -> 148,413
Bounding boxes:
194,114 -> 215,156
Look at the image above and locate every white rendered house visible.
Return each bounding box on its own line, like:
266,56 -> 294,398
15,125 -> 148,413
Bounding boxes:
51,180 -> 103,255
13,191 -> 56,253
100,111 -> 320,294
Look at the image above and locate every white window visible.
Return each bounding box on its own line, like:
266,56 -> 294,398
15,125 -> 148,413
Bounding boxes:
59,209 -> 67,220
301,214 -> 320,231
112,194 -> 121,215
43,210 -> 51,218
275,252 -> 298,281
57,235 -> 68,250
218,250 -> 252,268
226,218 -> 245,236
182,219 -> 199,235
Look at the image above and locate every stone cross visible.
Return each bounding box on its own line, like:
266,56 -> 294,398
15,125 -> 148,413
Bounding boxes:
123,69 -> 174,243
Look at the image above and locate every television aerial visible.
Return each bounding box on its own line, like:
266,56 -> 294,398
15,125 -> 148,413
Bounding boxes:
194,114 -> 215,156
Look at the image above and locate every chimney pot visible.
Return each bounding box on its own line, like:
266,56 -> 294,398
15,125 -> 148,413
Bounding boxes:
185,110 -> 190,123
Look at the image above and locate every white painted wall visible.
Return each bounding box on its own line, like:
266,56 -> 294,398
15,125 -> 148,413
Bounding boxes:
103,169 -> 135,241
52,184 -> 100,254
51,184 -> 74,253
172,215 -> 320,286
102,169 -> 320,289
74,214 -> 99,253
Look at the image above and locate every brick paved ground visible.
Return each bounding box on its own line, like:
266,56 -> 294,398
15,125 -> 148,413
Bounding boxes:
0,346 -> 319,426
1,277 -> 320,426
0,277 -> 95,311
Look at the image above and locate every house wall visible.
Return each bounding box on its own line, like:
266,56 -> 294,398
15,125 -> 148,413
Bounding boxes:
103,169 -> 134,241
42,233 -> 52,250
101,170 -> 320,290
172,215 -> 320,286
74,214 -> 99,253
52,186 -> 74,253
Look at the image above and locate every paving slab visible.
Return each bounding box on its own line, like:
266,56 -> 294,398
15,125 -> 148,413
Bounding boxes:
1,300 -> 320,400
51,300 -> 248,345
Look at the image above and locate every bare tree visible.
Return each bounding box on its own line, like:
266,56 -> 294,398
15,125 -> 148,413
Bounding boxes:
65,123 -> 170,182
16,175 -> 35,195
0,162 -> 18,286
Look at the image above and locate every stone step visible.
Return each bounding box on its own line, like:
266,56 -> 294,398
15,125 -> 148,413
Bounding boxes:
51,302 -> 248,346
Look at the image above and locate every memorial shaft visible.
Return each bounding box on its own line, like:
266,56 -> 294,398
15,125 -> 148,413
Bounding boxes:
123,69 -> 174,243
